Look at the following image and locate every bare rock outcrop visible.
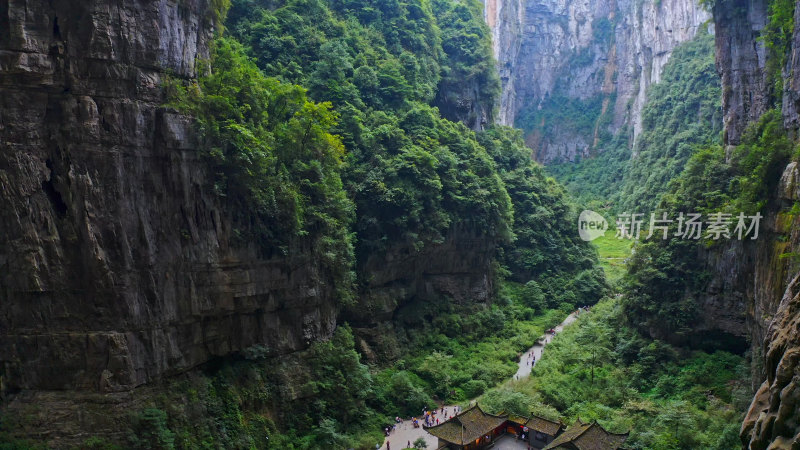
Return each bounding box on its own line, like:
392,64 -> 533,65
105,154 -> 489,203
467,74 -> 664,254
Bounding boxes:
0,1 -> 341,443
483,0 -> 710,163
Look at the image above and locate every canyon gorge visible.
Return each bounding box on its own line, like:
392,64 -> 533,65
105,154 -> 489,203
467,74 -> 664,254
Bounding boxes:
0,0 -> 799,448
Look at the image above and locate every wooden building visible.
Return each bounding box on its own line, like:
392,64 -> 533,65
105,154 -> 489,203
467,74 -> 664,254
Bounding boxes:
427,407 -> 626,450
426,405 -> 508,449
507,414 -> 565,448
527,415 -> 566,448
542,419 -> 629,450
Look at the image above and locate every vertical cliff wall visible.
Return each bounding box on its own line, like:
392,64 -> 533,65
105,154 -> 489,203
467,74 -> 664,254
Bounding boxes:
0,0 -> 346,437
739,161 -> 800,449
483,0 -> 710,163
0,1 -> 507,444
484,0 -> 525,125
725,0 -> 800,445
714,0 -> 770,147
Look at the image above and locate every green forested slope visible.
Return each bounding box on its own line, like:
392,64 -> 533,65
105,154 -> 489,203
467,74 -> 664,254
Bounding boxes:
617,32 -> 722,213
226,0 -> 512,262
134,1 -> 607,448
548,30 -> 722,214
218,0 -> 605,302
481,298 -> 749,449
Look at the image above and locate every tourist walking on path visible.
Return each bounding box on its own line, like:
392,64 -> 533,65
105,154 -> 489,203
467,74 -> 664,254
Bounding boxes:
513,312 -> 578,379
381,312 -> 579,450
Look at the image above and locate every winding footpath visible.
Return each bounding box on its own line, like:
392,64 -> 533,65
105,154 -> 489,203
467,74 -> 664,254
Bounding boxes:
513,312 -> 578,380
379,311 -> 580,450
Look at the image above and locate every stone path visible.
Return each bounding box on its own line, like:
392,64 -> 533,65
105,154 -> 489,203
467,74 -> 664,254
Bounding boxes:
513,312 -> 578,380
379,416 -> 441,450
493,434 -> 533,449
379,312 -> 581,449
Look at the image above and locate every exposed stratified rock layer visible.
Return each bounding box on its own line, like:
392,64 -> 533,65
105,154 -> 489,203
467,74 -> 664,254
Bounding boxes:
742,271 -> 800,449
484,0 -> 710,163
713,0 -> 769,147
0,0 -> 356,399
0,2 -> 500,445
484,0 -> 524,126
739,161 -> 800,449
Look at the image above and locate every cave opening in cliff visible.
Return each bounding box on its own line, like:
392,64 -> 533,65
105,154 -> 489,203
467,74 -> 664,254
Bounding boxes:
53,16 -> 61,39
42,158 -> 68,217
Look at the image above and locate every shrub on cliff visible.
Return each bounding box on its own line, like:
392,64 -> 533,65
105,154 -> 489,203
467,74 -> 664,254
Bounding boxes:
165,37 -> 356,302
226,0 -> 513,262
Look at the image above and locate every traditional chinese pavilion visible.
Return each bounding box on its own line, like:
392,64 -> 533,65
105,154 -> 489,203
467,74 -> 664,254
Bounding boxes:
508,414 -> 566,448
425,405 -> 508,449
427,406 -> 627,450
542,419 -> 629,449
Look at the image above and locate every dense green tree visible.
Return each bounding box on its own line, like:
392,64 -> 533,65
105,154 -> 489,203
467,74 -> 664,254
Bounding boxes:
481,299 -> 749,449
227,0 -> 513,263
305,326 -> 373,428
547,30 -> 721,215
478,127 -> 606,305
623,108 -> 794,341
618,31 -> 722,213
165,37 -> 355,300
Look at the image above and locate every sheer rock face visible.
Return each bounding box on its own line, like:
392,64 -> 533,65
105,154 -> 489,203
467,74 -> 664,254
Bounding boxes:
484,0 -> 525,126
0,0 -> 342,400
690,160 -> 799,351
784,1 -> 800,131
713,0 -> 769,147
434,80 -> 494,131
0,1 -> 500,444
710,1 -> 800,446
483,0 -> 709,163
345,231 -> 495,362
740,163 -> 800,449
354,232 -> 494,324
743,273 -> 800,449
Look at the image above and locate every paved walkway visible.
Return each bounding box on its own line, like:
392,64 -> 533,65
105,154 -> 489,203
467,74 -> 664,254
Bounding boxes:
379,312 -> 581,449
493,434 -> 532,449
379,414 -> 445,450
513,312 -> 579,380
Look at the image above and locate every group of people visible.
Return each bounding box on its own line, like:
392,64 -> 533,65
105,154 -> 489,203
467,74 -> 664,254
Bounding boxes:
378,406 -> 463,449
416,405 -> 460,427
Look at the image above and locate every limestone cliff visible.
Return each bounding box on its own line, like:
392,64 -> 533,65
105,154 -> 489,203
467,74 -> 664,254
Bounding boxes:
739,162 -> 800,449
0,0 -> 502,444
722,0 -> 800,443
483,0 -> 710,163
0,0 -> 342,445
345,230 -> 495,361
713,0 -> 769,147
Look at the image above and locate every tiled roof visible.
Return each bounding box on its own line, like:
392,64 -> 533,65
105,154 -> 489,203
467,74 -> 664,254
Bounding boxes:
508,415 -> 528,426
543,419 -> 628,450
543,419 -> 591,449
525,415 -> 564,436
426,405 -> 508,445
577,424 -> 629,450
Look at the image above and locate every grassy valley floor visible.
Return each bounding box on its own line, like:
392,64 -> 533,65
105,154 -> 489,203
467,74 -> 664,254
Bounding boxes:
469,223 -> 751,449
591,228 -> 633,284
477,298 -> 751,449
